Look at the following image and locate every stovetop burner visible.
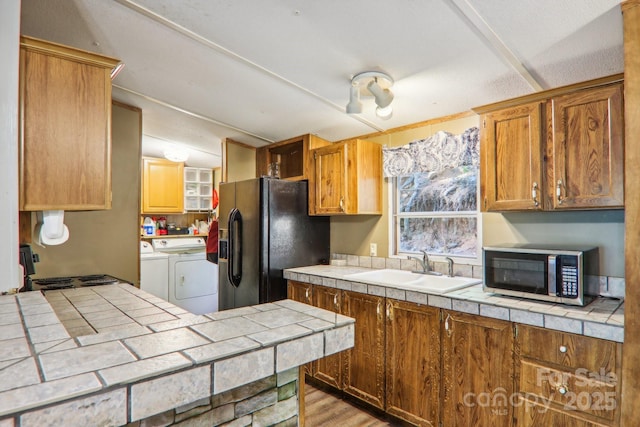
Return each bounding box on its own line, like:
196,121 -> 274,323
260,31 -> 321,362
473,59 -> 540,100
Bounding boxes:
32,274 -> 125,291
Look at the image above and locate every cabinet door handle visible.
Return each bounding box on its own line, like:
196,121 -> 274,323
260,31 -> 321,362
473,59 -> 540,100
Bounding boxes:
557,385 -> 569,395
387,303 -> 393,321
559,345 -> 567,353
305,288 -> 310,300
339,197 -> 345,212
444,313 -> 452,337
333,294 -> 338,310
556,180 -> 565,204
376,301 -> 382,318
532,182 -> 539,207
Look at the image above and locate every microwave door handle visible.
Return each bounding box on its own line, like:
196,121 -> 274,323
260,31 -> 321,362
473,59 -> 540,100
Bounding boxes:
548,255 -> 558,296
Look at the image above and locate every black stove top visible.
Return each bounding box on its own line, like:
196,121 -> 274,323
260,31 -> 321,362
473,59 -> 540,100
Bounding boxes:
32,274 -> 123,291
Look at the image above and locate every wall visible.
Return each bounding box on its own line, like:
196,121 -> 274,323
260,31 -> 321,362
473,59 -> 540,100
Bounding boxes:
223,139 -> 256,183
0,0 -> 21,293
330,114 -> 625,278
32,103 -> 142,284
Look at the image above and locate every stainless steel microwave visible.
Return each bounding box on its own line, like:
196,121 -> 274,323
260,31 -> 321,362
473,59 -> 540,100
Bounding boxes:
482,244 -> 599,306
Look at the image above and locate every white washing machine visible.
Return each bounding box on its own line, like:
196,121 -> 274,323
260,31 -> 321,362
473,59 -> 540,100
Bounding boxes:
140,241 -> 169,300
152,237 -> 218,315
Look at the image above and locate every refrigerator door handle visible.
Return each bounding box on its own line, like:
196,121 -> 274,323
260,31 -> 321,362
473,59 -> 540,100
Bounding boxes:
228,208 -> 243,287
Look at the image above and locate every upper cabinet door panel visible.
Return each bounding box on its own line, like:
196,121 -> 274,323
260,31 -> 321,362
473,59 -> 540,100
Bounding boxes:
311,139 -> 382,215
551,83 -> 624,209
482,102 -> 544,211
314,144 -> 346,214
141,158 -> 185,214
19,36 -> 119,211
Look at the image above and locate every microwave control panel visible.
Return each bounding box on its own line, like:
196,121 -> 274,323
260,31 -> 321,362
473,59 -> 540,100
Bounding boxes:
559,256 -> 579,298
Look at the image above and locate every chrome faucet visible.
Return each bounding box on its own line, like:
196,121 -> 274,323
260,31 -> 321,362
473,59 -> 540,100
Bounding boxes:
408,250 -> 442,275
444,257 -> 454,277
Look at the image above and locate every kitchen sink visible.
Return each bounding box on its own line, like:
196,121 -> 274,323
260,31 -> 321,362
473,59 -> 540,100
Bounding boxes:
343,269 -> 481,294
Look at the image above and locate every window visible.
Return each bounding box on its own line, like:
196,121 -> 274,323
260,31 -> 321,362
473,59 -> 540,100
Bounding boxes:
393,167 -> 479,259
384,128 -> 480,261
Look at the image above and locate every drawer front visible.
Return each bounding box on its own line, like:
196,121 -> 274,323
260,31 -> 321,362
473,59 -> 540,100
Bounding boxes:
517,395 -> 611,427
518,325 -> 617,373
520,361 -> 618,422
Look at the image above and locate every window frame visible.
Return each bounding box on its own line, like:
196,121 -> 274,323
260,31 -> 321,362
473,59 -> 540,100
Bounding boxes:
387,173 -> 482,266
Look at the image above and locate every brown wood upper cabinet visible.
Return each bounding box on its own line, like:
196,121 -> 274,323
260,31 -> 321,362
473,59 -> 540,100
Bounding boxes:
141,157 -> 185,214
310,139 -> 382,215
481,102 -> 545,211
19,36 -> 120,211
255,134 -> 331,180
549,84 -> 624,209
477,77 -> 624,212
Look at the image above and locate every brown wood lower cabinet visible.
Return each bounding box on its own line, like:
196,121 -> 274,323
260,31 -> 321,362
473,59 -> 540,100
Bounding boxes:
312,286 -> 342,388
442,310 -> 515,427
288,281 -> 622,427
287,281 -> 314,376
516,324 -> 621,426
386,300 -> 440,426
342,290 -> 386,409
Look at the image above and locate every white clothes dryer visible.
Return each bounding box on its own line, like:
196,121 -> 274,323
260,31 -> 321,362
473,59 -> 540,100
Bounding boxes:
152,237 -> 218,315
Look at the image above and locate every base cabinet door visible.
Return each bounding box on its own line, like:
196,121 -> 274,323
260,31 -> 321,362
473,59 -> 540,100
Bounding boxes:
312,286 -> 342,389
287,281 -> 314,376
342,291 -> 385,409
385,300 -> 440,427
442,310 -> 515,427
287,280 -> 313,305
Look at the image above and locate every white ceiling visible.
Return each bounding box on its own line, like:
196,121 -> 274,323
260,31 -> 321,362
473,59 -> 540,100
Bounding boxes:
19,0 -> 624,168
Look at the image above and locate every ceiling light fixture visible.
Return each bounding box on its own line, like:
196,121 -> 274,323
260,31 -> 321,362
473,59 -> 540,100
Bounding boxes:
164,145 -> 189,162
346,71 -> 394,120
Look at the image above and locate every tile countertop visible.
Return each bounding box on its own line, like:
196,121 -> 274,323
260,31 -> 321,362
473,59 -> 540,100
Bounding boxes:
284,265 -> 624,343
0,284 -> 355,425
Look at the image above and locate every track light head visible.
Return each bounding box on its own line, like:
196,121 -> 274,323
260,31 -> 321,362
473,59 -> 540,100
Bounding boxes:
367,79 -> 394,109
346,71 -> 394,120
346,84 -> 363,114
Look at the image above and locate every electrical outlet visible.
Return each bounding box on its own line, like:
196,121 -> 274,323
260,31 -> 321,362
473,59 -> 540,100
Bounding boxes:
370,243 -> 377,257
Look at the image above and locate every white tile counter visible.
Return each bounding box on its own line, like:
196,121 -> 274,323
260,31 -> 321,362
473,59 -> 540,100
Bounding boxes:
284,264 -> 624,343
0,284 -> 354,426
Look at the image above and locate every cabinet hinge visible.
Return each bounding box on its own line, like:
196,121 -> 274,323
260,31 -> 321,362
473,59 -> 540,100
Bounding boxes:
483,119 -> 486,129
439,310 -> 443,321
313,151 -> 317,160
513,324 -> 518,339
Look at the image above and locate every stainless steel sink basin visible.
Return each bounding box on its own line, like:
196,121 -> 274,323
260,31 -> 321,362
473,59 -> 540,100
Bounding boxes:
343,269 -> 481,294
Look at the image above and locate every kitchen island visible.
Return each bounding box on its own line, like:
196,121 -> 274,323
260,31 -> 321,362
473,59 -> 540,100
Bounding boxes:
0,284 -> 354,426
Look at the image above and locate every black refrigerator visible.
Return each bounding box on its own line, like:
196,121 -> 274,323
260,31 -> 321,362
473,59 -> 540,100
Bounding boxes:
218,177 -> 330,310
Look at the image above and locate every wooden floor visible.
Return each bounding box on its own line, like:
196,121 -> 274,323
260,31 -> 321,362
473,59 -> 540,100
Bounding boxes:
304,383 -> 401,427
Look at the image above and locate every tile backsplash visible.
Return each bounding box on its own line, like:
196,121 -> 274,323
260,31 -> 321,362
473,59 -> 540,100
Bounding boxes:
331,253 -> 625,300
